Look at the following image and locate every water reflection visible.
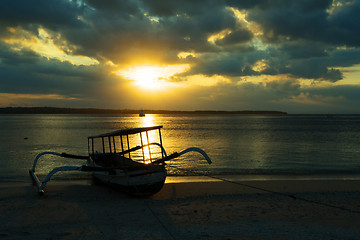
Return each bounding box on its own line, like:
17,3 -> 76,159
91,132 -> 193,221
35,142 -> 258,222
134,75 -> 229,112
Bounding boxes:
3,114 -> 360,181
140,115 -> 155,127
139,130 -> 160,164
131,115 -> 163,163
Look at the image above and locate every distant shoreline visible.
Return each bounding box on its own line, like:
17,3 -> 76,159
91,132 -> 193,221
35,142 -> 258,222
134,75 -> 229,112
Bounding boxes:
0,107 -> 287,115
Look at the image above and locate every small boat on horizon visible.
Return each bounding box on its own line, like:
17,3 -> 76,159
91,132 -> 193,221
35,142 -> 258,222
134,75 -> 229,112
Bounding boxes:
139,109 -> 145,117
29,125 -> 211,196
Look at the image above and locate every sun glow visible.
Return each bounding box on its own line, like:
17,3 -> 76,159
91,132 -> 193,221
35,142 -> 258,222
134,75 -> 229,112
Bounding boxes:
118,64 -> 189,90
131,66 -> 161,89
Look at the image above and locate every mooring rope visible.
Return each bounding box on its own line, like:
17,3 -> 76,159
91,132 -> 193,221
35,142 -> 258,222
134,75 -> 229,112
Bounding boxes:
145,201 -> 177,240
168,165 -> 360,214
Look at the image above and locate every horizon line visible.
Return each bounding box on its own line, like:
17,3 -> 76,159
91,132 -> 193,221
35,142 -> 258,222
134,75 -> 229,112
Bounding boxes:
0,106 -> 288,115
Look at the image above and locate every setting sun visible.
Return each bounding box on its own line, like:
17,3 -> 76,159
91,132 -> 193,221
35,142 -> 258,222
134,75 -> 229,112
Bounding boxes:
130,66 -> 162,89
118,64 -> 189,90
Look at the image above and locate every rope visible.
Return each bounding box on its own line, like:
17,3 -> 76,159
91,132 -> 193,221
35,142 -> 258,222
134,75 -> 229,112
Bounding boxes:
145,201 -> 177,240
168,165 -> 360,214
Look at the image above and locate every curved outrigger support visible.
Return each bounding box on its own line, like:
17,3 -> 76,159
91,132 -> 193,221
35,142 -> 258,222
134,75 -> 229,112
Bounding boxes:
179,147 -> 212,164
151,147 -> 212,165
30,166 -> 84,194
29,151 -> 89,195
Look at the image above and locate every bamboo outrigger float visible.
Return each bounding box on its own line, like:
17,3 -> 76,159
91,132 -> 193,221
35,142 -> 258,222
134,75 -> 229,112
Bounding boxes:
29,126 -> 211,196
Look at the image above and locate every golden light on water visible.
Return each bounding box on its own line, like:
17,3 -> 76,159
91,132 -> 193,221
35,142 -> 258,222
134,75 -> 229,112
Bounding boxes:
138,115 -> 161,164
141,114 -> 155,127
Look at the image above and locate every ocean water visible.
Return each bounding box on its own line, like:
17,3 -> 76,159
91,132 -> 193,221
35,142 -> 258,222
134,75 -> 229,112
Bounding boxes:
1,114 -> 360,182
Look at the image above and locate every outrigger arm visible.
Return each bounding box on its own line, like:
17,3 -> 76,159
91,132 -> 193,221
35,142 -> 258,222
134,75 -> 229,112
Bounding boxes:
29,152 -> 90,194
179,147 -> 212,164
119,143 -> 211,165
152,147 -> 212,165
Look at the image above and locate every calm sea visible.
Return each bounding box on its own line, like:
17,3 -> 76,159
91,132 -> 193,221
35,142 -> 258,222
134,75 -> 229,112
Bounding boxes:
1,114 -> 360,182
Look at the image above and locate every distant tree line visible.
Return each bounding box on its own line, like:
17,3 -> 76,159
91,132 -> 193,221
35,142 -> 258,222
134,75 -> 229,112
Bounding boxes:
0,107 -> 287,115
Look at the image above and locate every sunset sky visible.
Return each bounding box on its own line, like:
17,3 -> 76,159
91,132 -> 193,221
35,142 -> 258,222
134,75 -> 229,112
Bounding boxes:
1,0 -> 360,113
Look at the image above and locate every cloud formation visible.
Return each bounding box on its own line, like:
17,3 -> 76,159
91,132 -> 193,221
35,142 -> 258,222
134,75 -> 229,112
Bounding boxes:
0,0 -> 360,113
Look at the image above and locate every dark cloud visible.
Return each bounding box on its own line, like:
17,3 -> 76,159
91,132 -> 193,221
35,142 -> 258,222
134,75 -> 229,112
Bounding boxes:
329,48 -> 360,68
1,0 -> 360,112
281,57 -> 343,82
309,84 -> 360,101
71,0 -> 239,61
85,0 -> 140,13
246,0 -> 330,42
0,0 -> 84,30
142,0 -> 226,17
266,79 -> 300,93
0,42 -> 105,97
215,29 -> 253,46
246,0 -> 360,47
184,51 -> 260,77
327,0 -> 360,46
279,41 -> 328,59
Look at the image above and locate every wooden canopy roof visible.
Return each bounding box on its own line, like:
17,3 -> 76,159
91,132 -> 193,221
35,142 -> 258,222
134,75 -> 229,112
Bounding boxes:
88,126 -> 163,139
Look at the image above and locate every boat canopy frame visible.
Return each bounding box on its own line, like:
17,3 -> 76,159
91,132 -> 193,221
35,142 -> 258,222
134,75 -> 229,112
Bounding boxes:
88,125 -> 165,163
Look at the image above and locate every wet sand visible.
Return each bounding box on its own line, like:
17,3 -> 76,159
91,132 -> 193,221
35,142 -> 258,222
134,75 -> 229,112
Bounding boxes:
1,177 -> 360,239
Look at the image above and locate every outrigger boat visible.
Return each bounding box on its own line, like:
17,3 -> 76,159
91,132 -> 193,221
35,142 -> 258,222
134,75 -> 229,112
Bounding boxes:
29,126 -> 211,196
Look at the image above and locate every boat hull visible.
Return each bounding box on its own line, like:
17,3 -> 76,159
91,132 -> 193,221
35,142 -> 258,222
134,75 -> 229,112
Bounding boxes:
92,166 -> 166,197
